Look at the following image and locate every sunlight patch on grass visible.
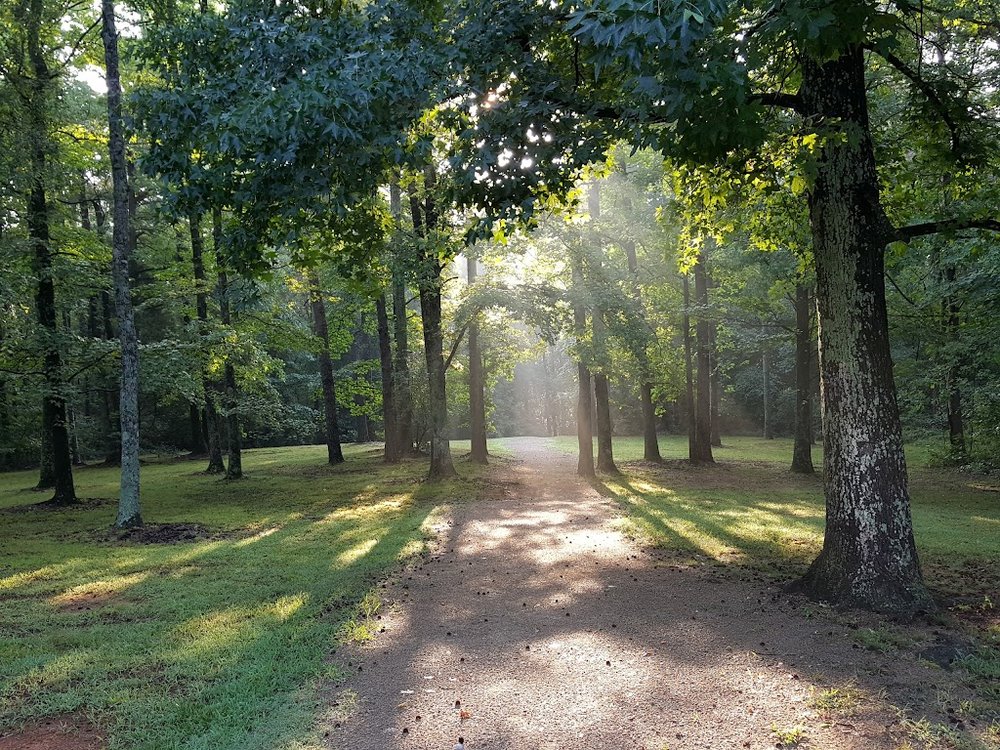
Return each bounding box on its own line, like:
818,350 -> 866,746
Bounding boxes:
232,526 -> 281,547
579,436 -> 999,586
1,563 -> 77,592
0,445 -> 476,749
48,571 -> 149,608
397,538 -> 427,560
335,537 -> 379,566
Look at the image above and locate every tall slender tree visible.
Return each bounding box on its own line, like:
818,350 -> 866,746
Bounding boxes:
101,0 -> 141,528
691,253 -> 714,463
19,0 -> 77,504
572,255 -> 595,478
189,211 -> 226,473
308,271 -> 344,464
213,208 -> 242,479
375,291 -> 398,461
409,168 -> 456,479
467,252 -> 488,464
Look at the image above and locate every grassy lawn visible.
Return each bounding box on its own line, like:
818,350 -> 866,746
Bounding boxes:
0,445 -> 480,749
551,435 -> 1000,609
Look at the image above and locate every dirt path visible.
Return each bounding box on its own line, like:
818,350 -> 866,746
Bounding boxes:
328,438 -> 932,750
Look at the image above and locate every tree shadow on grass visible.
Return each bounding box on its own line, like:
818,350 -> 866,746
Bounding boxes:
329,440 -> 994,750
0,450 -> 459,750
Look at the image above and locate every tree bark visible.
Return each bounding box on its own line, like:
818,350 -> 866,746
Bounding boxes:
572,258 -> 595,478
308,271 -> 344,464
102,0 -> 142,528
594,373 -> 617,473
411,172 -> 456,479
467,254 -> 489,464
376,293 -> 398,461
213,208 -> 242,478
419,277 -> 457,478
692,256 -> 714,463
791,282 -> 815,473
26,0 -> 76,503
793,46 -> 932,616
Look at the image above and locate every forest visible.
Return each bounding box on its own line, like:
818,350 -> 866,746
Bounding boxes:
1,0 -> 999,748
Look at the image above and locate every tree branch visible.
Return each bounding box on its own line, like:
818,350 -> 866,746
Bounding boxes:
443,318 -> 472,371
894,217 -> 1000,242
750,91 -> 803,112
868,46 -> 962,155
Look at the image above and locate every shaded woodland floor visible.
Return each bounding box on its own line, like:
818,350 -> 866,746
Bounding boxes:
332,437 -> 999,750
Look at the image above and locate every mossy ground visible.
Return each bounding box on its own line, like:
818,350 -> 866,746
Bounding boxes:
0,444 -> 482,749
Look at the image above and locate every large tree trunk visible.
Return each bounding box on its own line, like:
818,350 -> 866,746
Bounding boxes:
102,0 -> 142,528
791,282 -> 815,474
213,208 -> 242,479
26,0 -> 76,504
639,382 -> 659,460
376,293 -> 398,461
189,211 -> 225,473
308,272 -> 344,464
411,173 -> 456,479
467,255 -> 489,464
593,373 -> 617,473
36,419 -> 55,489
572,258 -> 595,477
419,278 -> 457,478
794,46 -> 932,616
692,256 -> 714,463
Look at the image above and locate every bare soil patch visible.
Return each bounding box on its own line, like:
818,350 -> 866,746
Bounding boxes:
51,589 -> 121,613
325,437 -> 991,750
106,522 -> 219,544
0,715 -> 104,750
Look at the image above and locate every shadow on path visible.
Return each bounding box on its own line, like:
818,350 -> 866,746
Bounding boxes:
330,438 -> 979,750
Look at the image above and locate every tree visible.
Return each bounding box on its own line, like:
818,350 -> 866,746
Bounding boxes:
101,0 -> 142,528
307,271 -> 344,465
408,167 -> 457,479
445,0 -> 1000,615
8,0 -> 79,505
466,251 -> 488,464
189,211 -> 226,473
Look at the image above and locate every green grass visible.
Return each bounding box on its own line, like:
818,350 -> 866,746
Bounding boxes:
0,444 -> 480,749
551,435 -> 1000,596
